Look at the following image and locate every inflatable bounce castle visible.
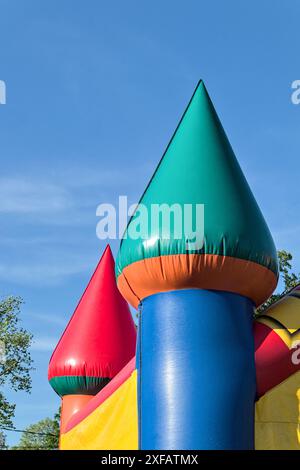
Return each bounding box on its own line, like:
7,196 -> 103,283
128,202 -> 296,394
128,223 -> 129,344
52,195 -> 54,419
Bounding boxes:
48,81 -> 300,450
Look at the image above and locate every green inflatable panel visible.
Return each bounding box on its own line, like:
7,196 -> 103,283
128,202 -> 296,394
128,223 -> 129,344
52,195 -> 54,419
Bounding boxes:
116,80 -> 278,279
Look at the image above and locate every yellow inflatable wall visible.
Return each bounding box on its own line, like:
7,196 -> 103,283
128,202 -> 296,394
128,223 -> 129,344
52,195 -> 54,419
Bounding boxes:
61,370 -> 138,450
255,371 -> 300,450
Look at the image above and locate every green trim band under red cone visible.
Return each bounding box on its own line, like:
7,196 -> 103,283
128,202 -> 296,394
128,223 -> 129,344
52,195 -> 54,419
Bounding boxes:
49,376 -> 110,397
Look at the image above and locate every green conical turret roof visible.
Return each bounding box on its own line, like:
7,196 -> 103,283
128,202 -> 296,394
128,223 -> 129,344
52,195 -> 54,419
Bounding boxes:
116,81 -> 278,307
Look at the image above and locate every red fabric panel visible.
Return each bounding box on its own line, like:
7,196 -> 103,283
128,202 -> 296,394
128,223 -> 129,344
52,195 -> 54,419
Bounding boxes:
254,322 -> 297,398
48,245 -> 136,381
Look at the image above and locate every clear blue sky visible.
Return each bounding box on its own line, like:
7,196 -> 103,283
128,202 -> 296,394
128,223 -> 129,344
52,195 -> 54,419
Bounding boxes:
0,1 -> 299,446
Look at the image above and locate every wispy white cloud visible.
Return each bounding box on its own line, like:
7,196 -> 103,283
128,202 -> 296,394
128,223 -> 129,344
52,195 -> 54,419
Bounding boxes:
272,224 -> 300,238
46,161 -> 154,194
0,258 -> 92,286
0,236 -> 58,246
0,178 -> 72,214
0,161 -> 154,226
28,312 -> 68,327
14,402 -> 58,412
31,336 -> 57,352
0,171 -> 132,228
57,167 -> 129,189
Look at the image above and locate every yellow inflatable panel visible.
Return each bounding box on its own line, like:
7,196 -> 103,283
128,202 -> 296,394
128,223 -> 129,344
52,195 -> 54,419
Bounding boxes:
255,371 -> 300,450
61,370 -> 138,450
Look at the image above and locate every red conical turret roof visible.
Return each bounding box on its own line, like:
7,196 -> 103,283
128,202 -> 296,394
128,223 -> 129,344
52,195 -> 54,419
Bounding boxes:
48,245 -> 137,396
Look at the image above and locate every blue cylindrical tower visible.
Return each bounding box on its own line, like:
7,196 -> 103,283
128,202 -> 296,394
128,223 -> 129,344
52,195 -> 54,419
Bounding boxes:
137,289 -> 256,449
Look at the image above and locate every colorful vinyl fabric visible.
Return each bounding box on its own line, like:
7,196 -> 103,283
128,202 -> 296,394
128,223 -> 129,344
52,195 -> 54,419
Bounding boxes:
137,289 -> 256,450
48,245 -> 136,397
116,80 -> 278,309
254,285 -> 300,449
60,395 -> 93,434
60,359 -> 138,450
255,371 -> 300,450
255,285 -> 300,398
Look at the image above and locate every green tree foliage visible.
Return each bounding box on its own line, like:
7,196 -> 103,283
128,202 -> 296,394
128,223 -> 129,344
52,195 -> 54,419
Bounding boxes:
257,250 -> 300,314
12,410 -> 60,450
0,431 -> 7,449
0,296 -> 33,428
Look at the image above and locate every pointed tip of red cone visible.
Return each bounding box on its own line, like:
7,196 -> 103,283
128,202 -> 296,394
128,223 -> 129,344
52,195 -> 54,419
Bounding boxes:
99,243 -> 115,273
103,243 -> 113,257
48,246 -> 137,397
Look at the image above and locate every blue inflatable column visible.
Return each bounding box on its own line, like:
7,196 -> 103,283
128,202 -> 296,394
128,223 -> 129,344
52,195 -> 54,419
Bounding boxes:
137,289 -> 256,450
